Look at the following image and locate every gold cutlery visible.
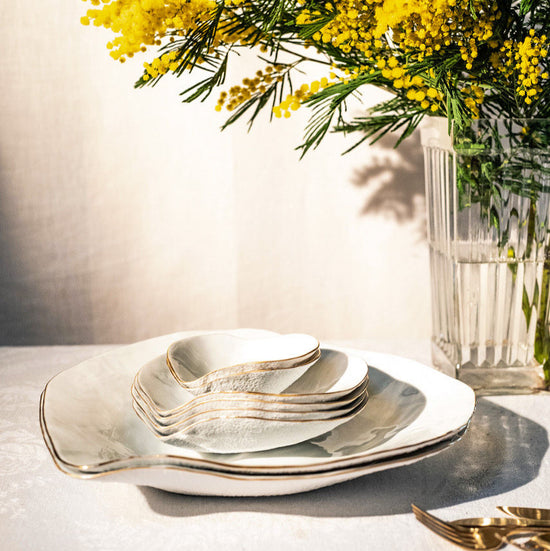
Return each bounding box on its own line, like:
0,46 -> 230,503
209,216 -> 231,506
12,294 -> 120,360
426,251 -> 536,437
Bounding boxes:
413,505 -> 514,550
457,518 -> 550,529
412,505 -> 550,550
499,507 -> 550,523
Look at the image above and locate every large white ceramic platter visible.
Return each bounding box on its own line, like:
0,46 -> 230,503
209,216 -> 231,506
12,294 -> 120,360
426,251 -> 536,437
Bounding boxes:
41,409 -> 464,496
40,330 -> 475,495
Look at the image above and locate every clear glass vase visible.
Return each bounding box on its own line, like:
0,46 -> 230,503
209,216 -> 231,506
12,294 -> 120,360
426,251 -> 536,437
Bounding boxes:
421,117 -> 550,394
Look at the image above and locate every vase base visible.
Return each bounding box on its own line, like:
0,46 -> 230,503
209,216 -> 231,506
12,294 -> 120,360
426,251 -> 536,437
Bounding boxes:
431,341 -> 547,395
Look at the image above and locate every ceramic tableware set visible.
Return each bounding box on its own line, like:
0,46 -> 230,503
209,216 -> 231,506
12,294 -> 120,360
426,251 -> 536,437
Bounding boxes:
131,333 -> 370,453
40,329 -> 476,496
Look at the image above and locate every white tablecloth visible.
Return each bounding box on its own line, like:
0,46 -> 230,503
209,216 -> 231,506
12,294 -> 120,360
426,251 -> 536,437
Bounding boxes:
1,341 -> 549,550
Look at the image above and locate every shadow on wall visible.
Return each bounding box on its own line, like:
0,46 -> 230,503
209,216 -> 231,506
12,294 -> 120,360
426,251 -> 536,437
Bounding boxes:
352,131 -> 426,238
0,152 -> 95,345
0,160 -> 43,344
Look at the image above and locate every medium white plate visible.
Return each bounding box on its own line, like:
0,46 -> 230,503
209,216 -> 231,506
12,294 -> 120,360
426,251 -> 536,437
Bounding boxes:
131,389 -> 368,453
137,348 -> 369,416
40,330 -> 475,495
132,382 -> 368,431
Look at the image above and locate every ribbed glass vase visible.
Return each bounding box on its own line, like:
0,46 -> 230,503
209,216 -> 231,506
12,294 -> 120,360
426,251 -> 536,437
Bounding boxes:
421,117 -> 550,393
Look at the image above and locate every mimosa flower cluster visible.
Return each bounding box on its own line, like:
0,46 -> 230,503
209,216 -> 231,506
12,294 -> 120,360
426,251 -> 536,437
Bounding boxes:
81,0 -> 550,152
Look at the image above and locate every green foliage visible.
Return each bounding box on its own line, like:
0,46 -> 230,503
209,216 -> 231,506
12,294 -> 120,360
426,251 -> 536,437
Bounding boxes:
106,0 -> 550,155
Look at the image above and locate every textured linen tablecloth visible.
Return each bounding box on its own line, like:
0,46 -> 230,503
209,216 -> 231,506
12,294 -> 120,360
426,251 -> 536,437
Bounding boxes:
1,341 -> 550,551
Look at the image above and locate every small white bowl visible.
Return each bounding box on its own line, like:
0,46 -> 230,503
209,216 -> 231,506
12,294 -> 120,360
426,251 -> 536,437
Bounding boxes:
138,348 -> 368,417
166,333 -> 320,394
132,392 -> 368,453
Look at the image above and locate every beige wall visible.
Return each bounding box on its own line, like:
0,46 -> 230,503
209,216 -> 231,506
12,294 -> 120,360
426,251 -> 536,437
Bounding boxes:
0,1 -> 431,344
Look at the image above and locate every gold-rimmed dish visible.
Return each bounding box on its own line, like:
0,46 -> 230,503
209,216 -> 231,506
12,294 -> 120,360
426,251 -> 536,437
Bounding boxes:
38,329 -> 475,493
132,389 -> 369,453
139,348 -> 370,417
131,376 -> 369,427
131,383 -> 368,433
40,394 -> 466,495
166,333 -> 320,394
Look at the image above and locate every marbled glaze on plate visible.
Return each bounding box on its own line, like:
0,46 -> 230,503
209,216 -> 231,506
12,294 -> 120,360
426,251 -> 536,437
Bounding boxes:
40,330 -> 475,495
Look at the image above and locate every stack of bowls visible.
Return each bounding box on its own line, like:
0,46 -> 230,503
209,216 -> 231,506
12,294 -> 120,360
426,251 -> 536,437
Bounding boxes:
131,333 -> 369,453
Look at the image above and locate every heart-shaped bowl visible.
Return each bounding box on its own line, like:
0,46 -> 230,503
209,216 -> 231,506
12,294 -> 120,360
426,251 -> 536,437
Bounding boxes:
166,333 -> 320,394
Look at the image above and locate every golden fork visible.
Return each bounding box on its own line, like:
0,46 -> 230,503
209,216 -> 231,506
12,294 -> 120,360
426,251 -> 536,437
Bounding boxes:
412,505 -> 550,550
412,505 -> 511,550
